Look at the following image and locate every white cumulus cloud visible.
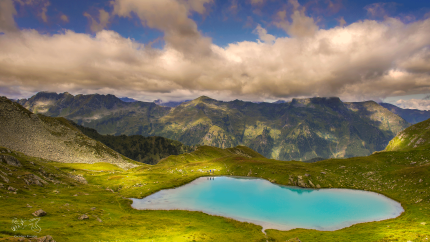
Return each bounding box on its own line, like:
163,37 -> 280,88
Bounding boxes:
396,99 -> 430,110
0,0 -> 429,103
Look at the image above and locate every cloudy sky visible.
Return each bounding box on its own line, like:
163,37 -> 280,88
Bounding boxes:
1,0 -> 430,109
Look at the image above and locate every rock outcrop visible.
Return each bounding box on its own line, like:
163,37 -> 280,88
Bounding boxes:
297,176 -> 308,188
0,155 -> 22,167
23,174 -> 48,186
68,174 -> 87,184
7,186 -> 17,192
289,175 -> 296,186
78,214 -> 89,220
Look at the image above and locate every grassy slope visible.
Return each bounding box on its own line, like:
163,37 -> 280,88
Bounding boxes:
386,118 -> 430,152
1,143 -> 430,241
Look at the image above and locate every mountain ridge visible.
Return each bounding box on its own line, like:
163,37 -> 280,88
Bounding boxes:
17,92 -> 409,161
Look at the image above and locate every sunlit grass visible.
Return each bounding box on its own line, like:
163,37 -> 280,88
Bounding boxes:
1,145 -> 430,241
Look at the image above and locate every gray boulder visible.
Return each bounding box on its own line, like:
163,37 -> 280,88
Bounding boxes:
78,214 -> 89,220
33,209 -> 47,217
94,215 -> 102,223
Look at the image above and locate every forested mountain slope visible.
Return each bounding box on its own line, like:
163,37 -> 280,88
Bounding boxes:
70,121 -> 195,165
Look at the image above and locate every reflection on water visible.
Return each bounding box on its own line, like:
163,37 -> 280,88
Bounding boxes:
131,176 -> 403,231
283,186 -> 314,195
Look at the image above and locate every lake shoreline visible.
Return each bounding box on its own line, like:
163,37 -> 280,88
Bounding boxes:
129,176 -> 404,232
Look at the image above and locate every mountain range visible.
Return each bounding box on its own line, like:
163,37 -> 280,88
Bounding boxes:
17,92 -> 410,161
379,102 -> 430,124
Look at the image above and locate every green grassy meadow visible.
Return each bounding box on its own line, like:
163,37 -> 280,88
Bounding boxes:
1,144 -> 430,241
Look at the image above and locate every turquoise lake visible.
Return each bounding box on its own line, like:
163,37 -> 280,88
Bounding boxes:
131,176 -> 404,231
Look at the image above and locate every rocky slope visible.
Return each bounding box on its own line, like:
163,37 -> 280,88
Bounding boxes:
380,102 -> 430,124
18,93 -> 409,161
0,97 -> 137,169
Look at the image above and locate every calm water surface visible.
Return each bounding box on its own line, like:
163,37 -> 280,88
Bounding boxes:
131,176 -> 403,231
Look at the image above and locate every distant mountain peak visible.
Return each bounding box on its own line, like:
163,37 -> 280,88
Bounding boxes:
33,91 -> 60,99
189,96 -> 216,105
195,96 -> 215,101
290,97 -> 342,103
273,100 -> 286,104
